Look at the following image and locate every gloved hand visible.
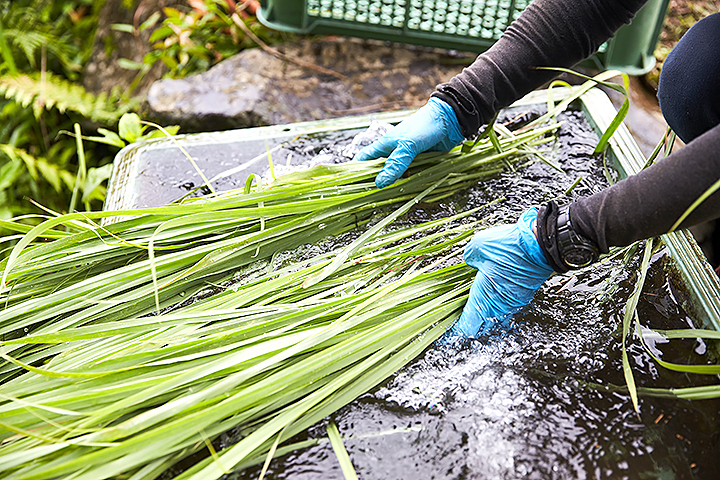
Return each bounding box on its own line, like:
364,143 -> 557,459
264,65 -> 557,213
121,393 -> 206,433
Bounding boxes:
454,208 -> 555,337
353,97 -> 464,188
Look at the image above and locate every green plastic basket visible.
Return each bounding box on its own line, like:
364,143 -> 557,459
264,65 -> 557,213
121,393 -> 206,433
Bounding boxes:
257,0 -> 670,75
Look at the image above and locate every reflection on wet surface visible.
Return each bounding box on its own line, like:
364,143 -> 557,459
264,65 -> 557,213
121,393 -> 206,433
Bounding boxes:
153,106 -> 719,480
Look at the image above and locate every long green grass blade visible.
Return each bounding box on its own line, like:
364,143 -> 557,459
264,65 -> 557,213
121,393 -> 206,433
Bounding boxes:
636,324 -> 720,375
668,176 -> 720,233
622,238 -> 654,414
327,420 -> 359,480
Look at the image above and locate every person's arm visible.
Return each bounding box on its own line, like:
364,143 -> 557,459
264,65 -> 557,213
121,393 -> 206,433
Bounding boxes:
433,0 -> 648,137
566,123 -> 720,254
460,124 -> 720,337
356,0 -> 648,188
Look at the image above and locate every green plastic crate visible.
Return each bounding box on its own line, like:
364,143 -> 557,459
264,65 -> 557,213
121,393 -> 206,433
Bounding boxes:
257,0 -> 670,75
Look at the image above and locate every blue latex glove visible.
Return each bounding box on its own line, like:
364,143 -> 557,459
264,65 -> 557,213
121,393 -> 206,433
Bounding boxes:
353,97 -> 464,188
454,208 -> 555,337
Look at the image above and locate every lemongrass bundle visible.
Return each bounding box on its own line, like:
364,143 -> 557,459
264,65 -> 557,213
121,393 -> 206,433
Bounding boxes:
0,214 -> 476,480
0,118 -> 561,480
0,122 -> 557,355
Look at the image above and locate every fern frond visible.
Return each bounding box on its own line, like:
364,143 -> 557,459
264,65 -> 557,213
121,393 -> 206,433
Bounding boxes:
0,72 -> 127,123
3,29 -> 47,67
0,143 -> 74,192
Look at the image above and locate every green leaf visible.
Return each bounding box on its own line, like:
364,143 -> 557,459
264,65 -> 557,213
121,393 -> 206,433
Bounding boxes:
0,143 -> 37,178
621,238 -> 654,414
68,123 -> 87,213
149,25 -> 174,43
535,68 -> 630,155
594,73 -> 630,154
117,58 -> 147,71
140,12 -> 162,32
144,125 -> 180,140
0,72 -> 127,123
160,55 -> 180,71
35,158 -> 64,192
0,159 -> 23,191
118,113 -> 143,143
669,175 -> 720,233
111,23 -> 135,33
81,164 -> 114,203
244,174 -> 257,194
163,7 -> 184,18
651,328 -> 720,340
327,420 -> 359,480
0,20 -> 17,75
85,128 -> 126,149
636,325 -> 720,375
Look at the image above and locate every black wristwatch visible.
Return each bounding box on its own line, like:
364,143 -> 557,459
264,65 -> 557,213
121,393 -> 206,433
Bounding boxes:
556,205 -> 599,269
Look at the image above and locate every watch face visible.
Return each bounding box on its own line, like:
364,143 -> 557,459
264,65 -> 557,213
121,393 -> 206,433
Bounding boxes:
556,207 -> 599,270
563,247 -> 595,268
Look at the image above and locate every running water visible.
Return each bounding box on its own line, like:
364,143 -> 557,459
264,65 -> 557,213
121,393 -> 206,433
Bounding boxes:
160,105 -> 720,479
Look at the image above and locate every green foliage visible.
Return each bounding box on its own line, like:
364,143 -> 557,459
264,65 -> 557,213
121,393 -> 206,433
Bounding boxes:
0,0 -> 99,79
0,71 -> 131,123
0,76 -> 122,221
119,0 -> 293,79
0,1 -> 132,227
86,112 -> 181,148
0,0 -> 285,231
0,99 -> 90,219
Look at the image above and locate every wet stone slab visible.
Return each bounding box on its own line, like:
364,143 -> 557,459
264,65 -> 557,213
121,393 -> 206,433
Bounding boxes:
143,38 -> 475,132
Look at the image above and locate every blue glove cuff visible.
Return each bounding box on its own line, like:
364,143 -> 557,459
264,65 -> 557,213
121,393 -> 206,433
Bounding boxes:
517,208 -> 551,271
427,97 -> 465,147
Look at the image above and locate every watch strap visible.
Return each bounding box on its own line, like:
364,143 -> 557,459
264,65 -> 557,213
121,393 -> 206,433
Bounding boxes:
536,201 -> 569,273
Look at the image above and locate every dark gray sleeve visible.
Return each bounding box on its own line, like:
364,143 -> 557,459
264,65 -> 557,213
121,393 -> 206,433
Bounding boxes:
432,0 -> 648,137
570,123 -> 720,252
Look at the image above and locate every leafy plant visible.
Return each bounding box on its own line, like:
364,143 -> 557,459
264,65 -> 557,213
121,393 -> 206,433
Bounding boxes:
0,0 -> 98,79
0,109 -> 179,260
117,0 -> 292,79
0,1 -> 122,223
0,1 -> 149,231
85,112 -> 180,148
0,100 -> 106,220
0,71 -> 131,123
